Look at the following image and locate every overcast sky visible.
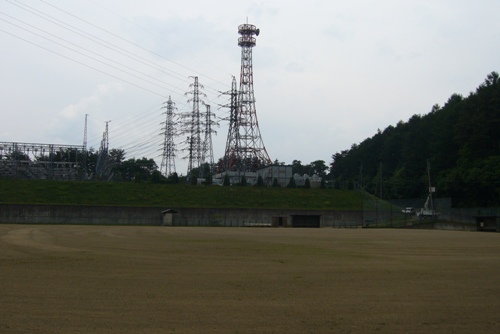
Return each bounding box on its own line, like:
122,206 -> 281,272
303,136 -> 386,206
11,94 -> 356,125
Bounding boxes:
1,0 -> 499,175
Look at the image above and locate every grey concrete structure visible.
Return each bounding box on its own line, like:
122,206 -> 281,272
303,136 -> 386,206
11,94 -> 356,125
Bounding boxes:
0,204 -> 362,227
1,204 -> 492,231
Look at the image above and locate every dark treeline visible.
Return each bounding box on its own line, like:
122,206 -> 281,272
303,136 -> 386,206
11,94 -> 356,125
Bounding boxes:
329,72 -> 500,207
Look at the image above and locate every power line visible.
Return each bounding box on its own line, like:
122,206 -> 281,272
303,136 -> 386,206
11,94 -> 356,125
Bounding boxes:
0,27 -> 169,98
0,15 -> 188,96
38,0 -> 231,88
4,0 -> 226,98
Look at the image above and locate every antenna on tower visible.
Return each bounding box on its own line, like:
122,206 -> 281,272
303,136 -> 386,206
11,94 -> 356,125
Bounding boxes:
222,22 -> 271,174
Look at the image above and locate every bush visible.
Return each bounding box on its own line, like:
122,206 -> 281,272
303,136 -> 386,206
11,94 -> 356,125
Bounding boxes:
223,174 -> 230,186
190,172 -> 198,185
272,178 -> 280,187
240,176 -> 248,186
256,175 -> 264,187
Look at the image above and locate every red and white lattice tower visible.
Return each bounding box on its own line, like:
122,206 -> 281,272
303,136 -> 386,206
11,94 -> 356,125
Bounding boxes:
223,22 -> 271,173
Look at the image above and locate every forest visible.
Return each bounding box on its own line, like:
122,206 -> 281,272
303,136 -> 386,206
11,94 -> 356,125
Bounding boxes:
329,72 -> 500,207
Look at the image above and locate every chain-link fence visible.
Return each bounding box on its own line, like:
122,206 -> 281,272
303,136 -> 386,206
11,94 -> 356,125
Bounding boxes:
362,192 -> 454,227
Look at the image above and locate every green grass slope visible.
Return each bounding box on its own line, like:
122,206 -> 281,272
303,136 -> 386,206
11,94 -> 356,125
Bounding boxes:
0,179 -> 362,210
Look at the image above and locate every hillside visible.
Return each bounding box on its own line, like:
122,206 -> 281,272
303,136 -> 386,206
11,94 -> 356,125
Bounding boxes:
330,72 -> 500,207
0,179 -> 363,210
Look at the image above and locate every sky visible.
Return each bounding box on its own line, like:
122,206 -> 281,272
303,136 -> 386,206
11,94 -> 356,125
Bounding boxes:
1,0 -> 499,175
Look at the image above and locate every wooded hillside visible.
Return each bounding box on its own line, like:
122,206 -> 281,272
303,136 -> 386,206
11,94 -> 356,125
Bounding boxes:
329,72 -> 500,207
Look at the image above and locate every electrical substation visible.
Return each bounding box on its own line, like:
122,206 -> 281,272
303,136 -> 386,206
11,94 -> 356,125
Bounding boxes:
1,22 -> 287,184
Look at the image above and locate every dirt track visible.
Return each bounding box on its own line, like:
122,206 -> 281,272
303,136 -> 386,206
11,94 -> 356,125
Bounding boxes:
1,225 -> 499,333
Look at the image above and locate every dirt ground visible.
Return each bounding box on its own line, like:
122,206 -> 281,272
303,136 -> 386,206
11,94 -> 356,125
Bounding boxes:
1,225 -> 499,333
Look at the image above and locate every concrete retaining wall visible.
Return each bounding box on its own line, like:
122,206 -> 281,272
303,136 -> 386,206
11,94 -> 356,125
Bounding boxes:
405,221 -> 477,231
0,204 -> 485,231
0,204 -> 164,225
0,204 -> 363,227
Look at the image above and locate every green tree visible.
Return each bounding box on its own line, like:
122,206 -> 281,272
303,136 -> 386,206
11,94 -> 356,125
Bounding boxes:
291,160 -> 304,175
190,171 -> 198,185
287,176 -> 296,188
204,173 -> 213,185
309,160 -> 328,177
150,170 -> 162,184
223,174 -> 230,186
240,176 -> 248,186
256,175 -> 264,187
272,178 -> 280,187
167,172 -> 180,184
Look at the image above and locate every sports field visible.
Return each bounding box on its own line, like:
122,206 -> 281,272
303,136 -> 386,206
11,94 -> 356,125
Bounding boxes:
1,225 -> 499,333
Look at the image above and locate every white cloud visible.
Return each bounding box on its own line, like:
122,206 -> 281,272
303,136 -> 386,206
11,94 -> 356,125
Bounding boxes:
58,82 -> 124,120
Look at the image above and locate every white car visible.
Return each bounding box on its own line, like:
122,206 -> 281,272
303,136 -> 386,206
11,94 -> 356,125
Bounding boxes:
402,207 -> 415,214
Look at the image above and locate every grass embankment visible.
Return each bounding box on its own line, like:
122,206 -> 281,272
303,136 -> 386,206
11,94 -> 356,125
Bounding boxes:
0,179 -> 362,210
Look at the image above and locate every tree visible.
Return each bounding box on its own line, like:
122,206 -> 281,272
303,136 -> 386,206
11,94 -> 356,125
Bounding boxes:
204,173 -> 213,185
287,176 -> 296,188
256,175 -> 264,187
150,170 -> 162,184
291,160 -> 304,175
113,157 -> 158,182
309,160 -> 328,177
484,71 -> 499,86
223,174 -> 230,186
304,178 -> 311,189
167,172 -> 180,184
272,178 -> 280,187
240,175 -> 248,186
190,171 -> 198,185
109,149 -> 125,165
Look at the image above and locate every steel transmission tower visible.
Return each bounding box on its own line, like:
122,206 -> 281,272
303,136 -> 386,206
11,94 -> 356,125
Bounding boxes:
160,96 -> 177,176
95,120 -> 111,180
224,22 -> 271,173
179,76 -> 206,177
221,76 -> 240,172
201,104 -> 217,177
82,113 -> 88,180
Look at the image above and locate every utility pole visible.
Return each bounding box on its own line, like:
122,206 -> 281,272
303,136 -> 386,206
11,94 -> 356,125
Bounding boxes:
427,160 -> 435,217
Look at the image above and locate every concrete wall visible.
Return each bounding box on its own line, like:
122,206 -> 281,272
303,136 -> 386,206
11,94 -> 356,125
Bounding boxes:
0,204 -> 488,231
0,204 -> 163,225
170,207 -> 363,227
0,204 -> 363,227
405,221 -> 477,231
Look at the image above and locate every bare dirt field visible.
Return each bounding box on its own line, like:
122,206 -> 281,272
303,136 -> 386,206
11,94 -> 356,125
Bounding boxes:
1,225 -> 499,333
